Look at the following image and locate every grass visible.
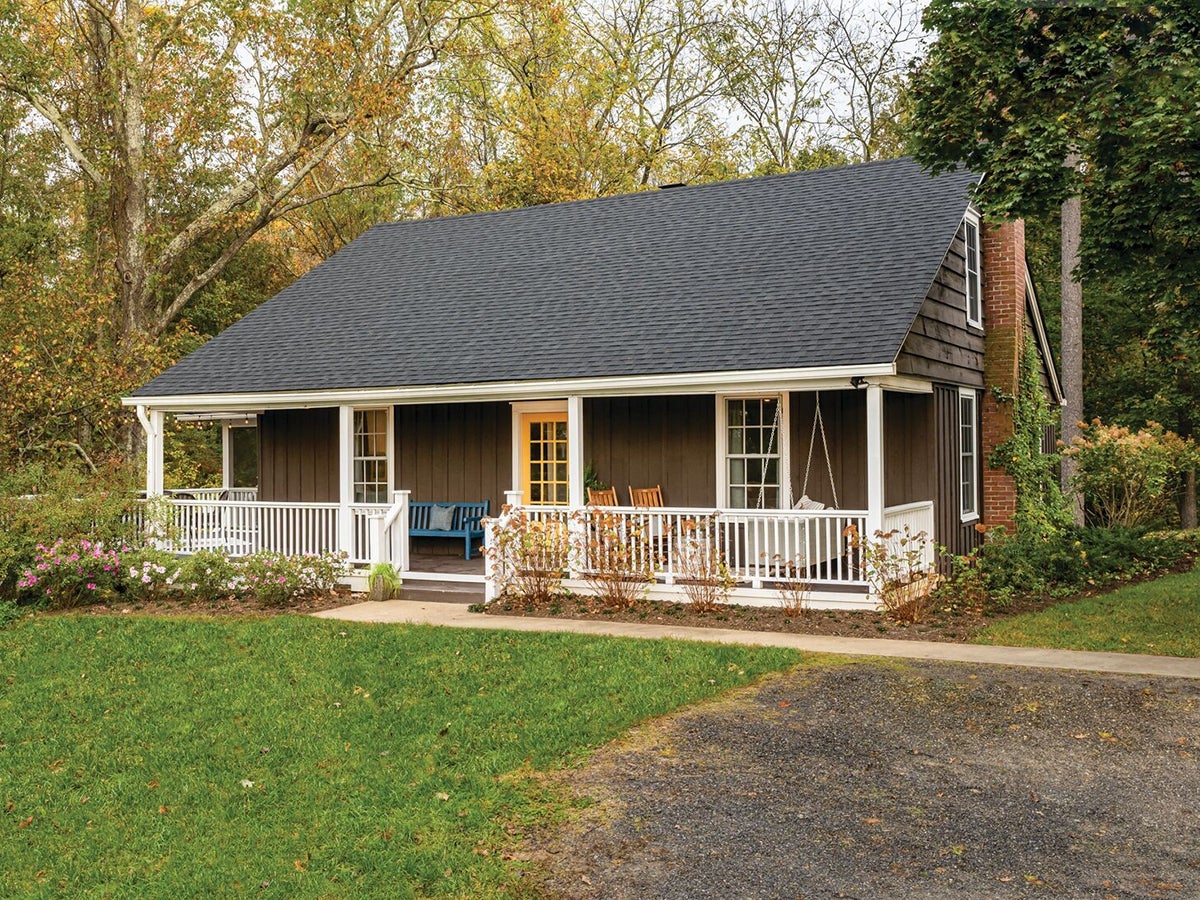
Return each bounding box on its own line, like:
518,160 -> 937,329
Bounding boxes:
973,564 -> 1200,657
0,614 -> 797,898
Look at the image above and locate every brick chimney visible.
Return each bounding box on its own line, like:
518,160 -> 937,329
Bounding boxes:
980,219 -> 1027,530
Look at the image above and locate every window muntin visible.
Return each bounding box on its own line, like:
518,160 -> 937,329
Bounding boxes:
959,390 -> 979,520
523,414 -> 569,505
353,408 -> 389,503
725,396 -> 781,509
965,217 -> 982,328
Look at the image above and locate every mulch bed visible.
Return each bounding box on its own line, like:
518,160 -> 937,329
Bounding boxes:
483,592 -> 989,642
481,558 -> 1195,643
47,589 -> 359,619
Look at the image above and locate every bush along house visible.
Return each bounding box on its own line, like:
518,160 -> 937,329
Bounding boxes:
123,157 -> 1062,607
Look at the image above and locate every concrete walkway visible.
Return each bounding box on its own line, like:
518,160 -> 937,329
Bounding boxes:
314,598 -> 1200,679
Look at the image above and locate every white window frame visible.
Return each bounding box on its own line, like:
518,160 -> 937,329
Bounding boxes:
352,406 -> 393,504
959,388 -> 979,522
964,210 -> 983,329
715,393 -> 791,510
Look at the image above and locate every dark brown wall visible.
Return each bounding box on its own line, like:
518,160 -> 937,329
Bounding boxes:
394,401 -> 511,512
584,396 -> 715,507
884,392 -> 935,508
933,383 -> 984,562
897,223 -> 986,387
790,390 -> 867,509
258,408 -> 339,502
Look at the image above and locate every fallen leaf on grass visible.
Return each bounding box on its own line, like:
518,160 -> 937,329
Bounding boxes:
18,816 -> 33,829
435,792 -> 450,802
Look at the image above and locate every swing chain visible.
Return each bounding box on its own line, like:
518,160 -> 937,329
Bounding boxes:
801,392 -> 839,509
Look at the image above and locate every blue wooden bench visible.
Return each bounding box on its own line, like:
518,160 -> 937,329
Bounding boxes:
409,500 -> 490,560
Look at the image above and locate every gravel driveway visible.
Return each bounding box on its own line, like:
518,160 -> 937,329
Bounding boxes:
535,661 -> 1200,899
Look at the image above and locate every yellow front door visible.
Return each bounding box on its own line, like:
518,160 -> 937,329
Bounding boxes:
521,412 -> 569,505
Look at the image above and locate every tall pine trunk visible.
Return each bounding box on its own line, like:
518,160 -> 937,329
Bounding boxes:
1059,158 -> 1085,525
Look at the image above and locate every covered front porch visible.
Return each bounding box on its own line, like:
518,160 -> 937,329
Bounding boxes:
130,371 -> 948,607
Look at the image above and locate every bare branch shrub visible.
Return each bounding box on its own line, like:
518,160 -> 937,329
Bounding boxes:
574,508 -> 653,610
672,515 -> 735,612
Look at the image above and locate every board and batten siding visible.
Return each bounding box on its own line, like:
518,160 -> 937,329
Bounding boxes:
584,396 -> 715,507
257,408 -> 340,502
393,401 -> 512,513
933,384 -> 984,561
896,223 -> 985,387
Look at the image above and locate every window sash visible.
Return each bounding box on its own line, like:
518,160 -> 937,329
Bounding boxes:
959,392 -> 978,519
725,397 -> 781,509
353,408 -> 389,504
965,218 -> 982,327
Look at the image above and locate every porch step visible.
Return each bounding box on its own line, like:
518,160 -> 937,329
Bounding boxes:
400,581 -> 484,604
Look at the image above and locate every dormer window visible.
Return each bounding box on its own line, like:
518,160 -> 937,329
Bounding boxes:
965,212 -> 982,328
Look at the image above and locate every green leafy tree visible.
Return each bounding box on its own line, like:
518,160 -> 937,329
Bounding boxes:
908,1 -> 1200,523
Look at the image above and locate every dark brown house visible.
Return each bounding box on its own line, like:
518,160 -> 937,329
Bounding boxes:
125,157 -> 1061,606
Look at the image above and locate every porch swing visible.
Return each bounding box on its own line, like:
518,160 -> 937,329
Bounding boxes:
748,391 -> 835,511
752,392 -> 840,512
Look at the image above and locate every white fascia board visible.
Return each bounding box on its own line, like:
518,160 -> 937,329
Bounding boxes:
1024,267 -> 1065,404
120,363 -> 897,413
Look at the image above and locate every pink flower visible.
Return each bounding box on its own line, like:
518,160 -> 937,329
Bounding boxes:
87,583 -> 96,590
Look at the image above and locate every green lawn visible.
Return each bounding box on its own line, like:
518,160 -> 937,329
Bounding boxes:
0,615 -> 798,898
974,564 -> 1200,657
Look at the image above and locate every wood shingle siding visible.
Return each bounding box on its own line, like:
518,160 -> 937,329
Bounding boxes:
584,396 -> 715,508
258,408 -> 339,502
897,224 -> 986,387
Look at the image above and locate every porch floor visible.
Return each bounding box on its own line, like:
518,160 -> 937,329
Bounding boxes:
406,551 -> 486,577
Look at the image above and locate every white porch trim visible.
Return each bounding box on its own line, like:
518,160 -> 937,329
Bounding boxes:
121,362 -> 897,413
338,406 -> 354,557
865,383 -> 885,540
136,405 -> 165,496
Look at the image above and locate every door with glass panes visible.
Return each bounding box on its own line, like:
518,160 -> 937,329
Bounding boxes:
520,412 -> 569,505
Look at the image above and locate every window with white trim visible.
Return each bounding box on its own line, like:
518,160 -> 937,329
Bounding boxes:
965,214 -> 983,328
959,389 -> 979,520
725,396 -> 782,509
353,408 -> 389,503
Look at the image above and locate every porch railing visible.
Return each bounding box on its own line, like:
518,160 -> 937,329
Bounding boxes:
492,505 -> 871,590
165,487 -> 258,502
881,500 -> 937,570
147,499 -> 340,557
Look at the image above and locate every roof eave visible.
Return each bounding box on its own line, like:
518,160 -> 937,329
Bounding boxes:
122,363 -> 898,412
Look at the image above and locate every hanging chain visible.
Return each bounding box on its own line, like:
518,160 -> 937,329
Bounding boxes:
755,397 -> 781,510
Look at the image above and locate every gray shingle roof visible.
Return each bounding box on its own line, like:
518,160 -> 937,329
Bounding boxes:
132,157 -> 979,398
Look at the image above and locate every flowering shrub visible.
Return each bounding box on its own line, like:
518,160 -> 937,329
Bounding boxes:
1063,420 -> 1199,528
235,551 -> 348,606
16,538 -> 125,609
13,540 -> 347,609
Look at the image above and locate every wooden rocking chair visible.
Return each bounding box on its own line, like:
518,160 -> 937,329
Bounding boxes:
586,486 -> 618,506
627,485 -> 664,507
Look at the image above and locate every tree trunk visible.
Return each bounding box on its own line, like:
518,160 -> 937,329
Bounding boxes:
1059,160 -> 1085,525
1183,468 -> 1197,529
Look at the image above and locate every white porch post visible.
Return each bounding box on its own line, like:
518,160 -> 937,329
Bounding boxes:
136,405 -> 165,496
865,383 -> 885,540
221,423 -> 233,490
567,395 -> 584,508
389,490 -> 411,572
505,489 -> 524,508
338,405 -> 355,559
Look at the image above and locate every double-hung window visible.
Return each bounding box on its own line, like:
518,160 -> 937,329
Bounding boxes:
959,389 -> 979,520
353,408 -> 390,503
724,396 -> 782,509
965,213 -> 983,328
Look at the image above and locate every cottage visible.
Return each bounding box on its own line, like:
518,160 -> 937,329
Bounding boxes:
124,157 -> 1061,606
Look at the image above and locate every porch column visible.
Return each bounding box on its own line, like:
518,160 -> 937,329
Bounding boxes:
567,395 -> 584,508
865,383 -> 885,540
338,405 -> 355,558
136,405 -> 165,496
221,423 -> 233,490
